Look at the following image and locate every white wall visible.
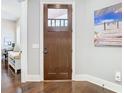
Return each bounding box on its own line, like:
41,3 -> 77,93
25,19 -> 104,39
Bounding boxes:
75,0 -> 122,84
1,19 -> 16,49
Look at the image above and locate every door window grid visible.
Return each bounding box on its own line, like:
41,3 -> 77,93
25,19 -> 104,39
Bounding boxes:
48,19 -> 68,27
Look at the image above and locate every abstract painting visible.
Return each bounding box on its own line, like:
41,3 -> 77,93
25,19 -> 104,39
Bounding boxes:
94,3 -> 122,47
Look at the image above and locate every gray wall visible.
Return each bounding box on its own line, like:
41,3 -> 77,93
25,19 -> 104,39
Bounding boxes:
27,0 -> 40,75
75,0 -> 122,84
27,0 -> 122,84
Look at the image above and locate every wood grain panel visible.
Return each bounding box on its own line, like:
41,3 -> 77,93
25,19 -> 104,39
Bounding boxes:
44,4 -> 72,80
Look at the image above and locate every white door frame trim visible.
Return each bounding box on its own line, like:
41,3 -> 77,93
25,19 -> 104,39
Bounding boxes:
40,1 -> 76,80
21,0 -> 28,83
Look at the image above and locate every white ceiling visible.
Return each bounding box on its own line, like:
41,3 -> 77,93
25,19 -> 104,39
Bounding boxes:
1,0 -> 21,21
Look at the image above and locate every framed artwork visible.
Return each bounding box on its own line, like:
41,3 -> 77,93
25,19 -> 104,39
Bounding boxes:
94,3 -> 122,47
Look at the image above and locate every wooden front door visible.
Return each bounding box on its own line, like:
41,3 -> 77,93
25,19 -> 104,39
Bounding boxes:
44,4 -> 72,80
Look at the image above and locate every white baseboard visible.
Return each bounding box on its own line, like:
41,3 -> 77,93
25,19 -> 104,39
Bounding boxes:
26,75 -> 42,82
74,74 -> 122,93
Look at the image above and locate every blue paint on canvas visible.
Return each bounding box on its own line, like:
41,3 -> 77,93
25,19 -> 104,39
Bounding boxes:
94,3 -> 122,25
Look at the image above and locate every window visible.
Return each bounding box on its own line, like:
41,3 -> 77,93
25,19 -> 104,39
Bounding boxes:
48,9 -> 68,27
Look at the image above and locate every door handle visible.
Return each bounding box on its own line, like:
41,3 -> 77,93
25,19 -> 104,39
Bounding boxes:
44,48 -> 48,54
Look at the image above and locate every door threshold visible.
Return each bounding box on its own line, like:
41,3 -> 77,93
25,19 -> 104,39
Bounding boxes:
43,80 -> 74,82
